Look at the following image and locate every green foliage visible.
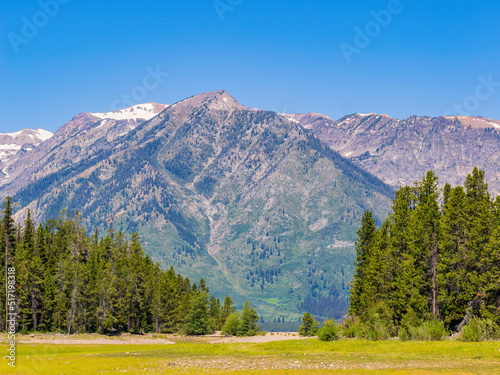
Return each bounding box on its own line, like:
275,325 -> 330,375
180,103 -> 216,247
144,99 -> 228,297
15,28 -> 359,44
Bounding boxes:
349,168 -> 500,340
219,295 -> 235,328
341,317 -> 363,338
407,319 -> 447,341
182,291 -> 212,336
317,319 -> 339,341
459,318 -> 500,342
299,312 -> 319,336
240,300 -> 259,336
220,301 -> 260,337
221,312 -> 241,336
0,205 -> 227,335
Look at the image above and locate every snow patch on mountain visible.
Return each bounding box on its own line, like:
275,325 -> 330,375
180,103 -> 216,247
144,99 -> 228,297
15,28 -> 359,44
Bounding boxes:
90,103 -> 168,121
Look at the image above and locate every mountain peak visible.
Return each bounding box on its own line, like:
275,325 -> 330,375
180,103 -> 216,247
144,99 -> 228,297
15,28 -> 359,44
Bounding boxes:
89,102 -> 169,121
169,90 -> 247,112
0,128 -> 53,144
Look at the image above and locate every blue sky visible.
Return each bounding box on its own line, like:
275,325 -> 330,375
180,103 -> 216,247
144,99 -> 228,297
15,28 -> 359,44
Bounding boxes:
1,0 -> 500,133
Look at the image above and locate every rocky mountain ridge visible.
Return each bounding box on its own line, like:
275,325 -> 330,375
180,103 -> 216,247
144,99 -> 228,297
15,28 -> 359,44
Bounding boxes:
289,112 -> 500,192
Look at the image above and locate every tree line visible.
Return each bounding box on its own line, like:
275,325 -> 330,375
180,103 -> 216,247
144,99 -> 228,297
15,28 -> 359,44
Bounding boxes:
349,168 -> 500,338
0,197 -> 257,335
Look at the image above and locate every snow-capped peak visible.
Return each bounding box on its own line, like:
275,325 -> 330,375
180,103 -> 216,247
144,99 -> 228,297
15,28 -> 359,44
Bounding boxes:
90,103 -> 169,121
0,128 -> 53,144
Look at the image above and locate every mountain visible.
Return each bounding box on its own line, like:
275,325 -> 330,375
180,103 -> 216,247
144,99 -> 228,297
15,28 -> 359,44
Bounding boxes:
0,103 -> 168,193
0,128 -> 53,181
3,91 -> 393,319
292,112 -> 500,192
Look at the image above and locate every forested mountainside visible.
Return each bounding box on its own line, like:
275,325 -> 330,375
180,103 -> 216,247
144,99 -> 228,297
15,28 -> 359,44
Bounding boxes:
1,91 -> 394,319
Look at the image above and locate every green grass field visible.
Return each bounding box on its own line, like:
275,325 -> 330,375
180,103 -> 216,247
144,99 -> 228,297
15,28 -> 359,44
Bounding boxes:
6,337 -> 500,374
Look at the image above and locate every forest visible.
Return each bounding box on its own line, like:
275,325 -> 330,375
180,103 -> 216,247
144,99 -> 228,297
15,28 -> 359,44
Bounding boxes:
0,197 -> 257,335
349,168 -> 500,340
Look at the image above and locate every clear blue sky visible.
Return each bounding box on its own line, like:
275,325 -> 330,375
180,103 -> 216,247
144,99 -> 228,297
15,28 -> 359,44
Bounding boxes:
1,0 -> 500,133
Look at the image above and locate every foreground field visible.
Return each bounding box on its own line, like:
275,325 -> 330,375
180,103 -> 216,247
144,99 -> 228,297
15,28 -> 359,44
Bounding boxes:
5,333 -> 500,374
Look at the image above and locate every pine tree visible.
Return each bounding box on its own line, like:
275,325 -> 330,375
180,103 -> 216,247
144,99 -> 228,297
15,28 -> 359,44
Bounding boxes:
410,171 -> 441,317
220,294 -> 235,327
463,168 -> 493,322
299,312 -> 319,336
349,211 -> 377,317
182,291 -> 210,335
16,210 -> 35,331
438,185 -> 468,329
208,295 -> 221,330
2,197 -> 16,332
240,300 -> 259,335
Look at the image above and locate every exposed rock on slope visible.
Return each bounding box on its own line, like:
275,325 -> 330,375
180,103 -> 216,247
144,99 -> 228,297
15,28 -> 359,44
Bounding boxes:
292,113 -> 500,192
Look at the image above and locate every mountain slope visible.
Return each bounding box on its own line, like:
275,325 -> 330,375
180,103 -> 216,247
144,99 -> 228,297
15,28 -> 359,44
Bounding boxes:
0,103 -> 168,194
5,91 -> 393,318
0,128 -> 53,181
292,112 -> 500,192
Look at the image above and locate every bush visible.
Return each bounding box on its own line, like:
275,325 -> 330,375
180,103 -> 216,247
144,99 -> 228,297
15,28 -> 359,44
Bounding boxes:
460,318 -> 484,342
459,318 -> 500,342
341,317 -> 377,339
365,322 -> 392,340
317,319 -> 339,341
408,319 -> 446,341
398,326 -> 410,341
342,317 -> 361,338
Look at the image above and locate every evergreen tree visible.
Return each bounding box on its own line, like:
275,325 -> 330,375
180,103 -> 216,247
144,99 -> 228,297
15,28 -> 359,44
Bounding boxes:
299,312 -> 319,336
410,170 -> 441,317
17,210 -> 35,331
349,211 -> 377,317
183,291 -> 210,335
208,295 -> 221,330
220,294 -> 235,327
240,300 -> 259,335
2,197 -> 16,332
438,185 -> 468,329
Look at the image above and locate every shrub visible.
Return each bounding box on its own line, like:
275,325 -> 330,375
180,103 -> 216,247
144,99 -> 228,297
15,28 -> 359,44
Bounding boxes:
398,326 -> 410,341
365,322 -> 392,340
458,318 -> 500,341
409,319 -> 446,341
342,317 -> 368,338
317,319 -> 339,341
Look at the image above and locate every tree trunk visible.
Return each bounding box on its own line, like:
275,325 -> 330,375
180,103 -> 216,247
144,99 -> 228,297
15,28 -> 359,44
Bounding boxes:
67,267 -> 78,334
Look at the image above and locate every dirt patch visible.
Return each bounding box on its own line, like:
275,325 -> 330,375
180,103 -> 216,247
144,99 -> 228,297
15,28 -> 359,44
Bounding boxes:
13,332 -> 304,346
14,333 -> 175,345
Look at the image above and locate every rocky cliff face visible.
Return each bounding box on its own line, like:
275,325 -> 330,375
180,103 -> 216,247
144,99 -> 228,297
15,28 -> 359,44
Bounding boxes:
293,113 -> 500,192
3,91 -> 393,318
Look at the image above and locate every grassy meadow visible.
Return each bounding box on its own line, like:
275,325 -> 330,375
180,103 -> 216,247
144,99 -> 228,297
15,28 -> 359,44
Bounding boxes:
5,335 -> 500,374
